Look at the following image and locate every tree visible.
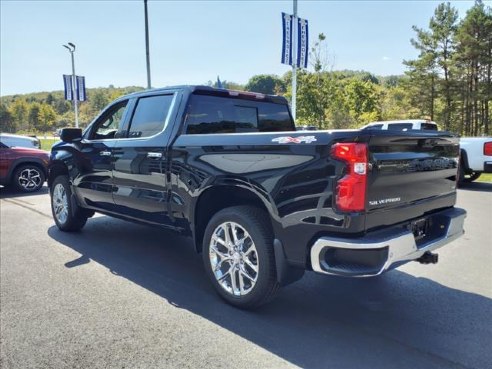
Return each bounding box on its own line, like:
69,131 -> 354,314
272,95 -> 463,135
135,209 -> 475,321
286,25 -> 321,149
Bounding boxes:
91,90 -> 109,112
343,78 -> 381,125
36,104 -> 56,133
28,103 -> 41,131
0,103 -> 15,132
245,75 -> 284,94
293,33 -> 336,128
406,2 -> 459,129
10,99 -> 29,131
430,2 -> 459,130
454,1 -> 492,135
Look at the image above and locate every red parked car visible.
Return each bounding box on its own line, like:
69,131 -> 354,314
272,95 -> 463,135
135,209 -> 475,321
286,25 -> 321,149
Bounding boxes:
0,136 -> 50,192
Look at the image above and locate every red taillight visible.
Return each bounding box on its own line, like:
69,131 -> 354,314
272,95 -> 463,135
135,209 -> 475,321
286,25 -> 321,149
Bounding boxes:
484,142 -> 492,156
331,142 -> 368,212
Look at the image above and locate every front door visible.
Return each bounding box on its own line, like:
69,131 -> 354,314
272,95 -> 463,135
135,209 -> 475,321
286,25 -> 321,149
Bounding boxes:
73,99 -> 129,212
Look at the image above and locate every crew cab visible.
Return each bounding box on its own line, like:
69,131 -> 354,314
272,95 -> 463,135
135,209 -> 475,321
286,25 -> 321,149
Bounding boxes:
49,86 -> 466,308
458,137 -> 492,183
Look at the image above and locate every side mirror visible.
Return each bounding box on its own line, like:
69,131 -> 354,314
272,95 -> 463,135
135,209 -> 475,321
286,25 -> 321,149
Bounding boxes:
60,128 -> 82,143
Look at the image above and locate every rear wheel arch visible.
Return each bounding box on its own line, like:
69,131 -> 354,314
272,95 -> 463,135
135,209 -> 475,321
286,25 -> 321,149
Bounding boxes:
193,185 -> 274,254
8,158 -> 47,180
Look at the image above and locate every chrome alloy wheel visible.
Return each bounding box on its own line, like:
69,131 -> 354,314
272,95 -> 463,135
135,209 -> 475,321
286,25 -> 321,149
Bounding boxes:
209,221 -> 259,296
18,168 -> 42,190
52,183 -> 69,224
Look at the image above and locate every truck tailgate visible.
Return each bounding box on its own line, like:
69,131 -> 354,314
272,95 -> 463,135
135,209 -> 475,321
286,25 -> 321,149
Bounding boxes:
365,132 -> 460,230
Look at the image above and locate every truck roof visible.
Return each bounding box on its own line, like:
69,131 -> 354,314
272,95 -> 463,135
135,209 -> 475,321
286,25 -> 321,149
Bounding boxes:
116,85 -> 289,105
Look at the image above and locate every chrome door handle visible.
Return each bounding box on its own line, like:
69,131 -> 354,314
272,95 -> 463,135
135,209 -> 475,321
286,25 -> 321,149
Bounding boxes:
147,152 -> 162,158
100,151 -> 111,156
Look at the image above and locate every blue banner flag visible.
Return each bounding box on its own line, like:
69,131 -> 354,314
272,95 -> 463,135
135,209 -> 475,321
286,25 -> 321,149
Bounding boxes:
297,17 -> 309,68
63,75 -> 86,101
217,76 -> 223,89
76,76 -> 87,101
281,12 -> 293,65
63,75 -> 73,100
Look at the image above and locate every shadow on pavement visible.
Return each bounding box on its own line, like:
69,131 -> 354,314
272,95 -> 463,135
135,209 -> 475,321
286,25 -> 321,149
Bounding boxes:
48,217 -> 492,369
0,184 -> 49,199
458,181 -> 492,193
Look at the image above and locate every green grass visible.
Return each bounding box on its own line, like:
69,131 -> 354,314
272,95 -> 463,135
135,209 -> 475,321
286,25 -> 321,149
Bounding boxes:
39,137 -> 59,151
477,173 -> 492,183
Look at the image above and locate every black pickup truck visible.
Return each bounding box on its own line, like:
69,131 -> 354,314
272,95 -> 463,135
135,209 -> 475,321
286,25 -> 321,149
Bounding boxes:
49,86 -> 466,308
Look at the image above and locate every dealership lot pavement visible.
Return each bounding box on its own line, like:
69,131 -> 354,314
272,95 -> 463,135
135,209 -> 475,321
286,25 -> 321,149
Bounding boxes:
1,184 -> 491,369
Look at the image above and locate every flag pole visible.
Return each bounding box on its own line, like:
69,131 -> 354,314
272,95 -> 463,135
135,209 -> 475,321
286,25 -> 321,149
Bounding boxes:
291,0 -> 297,121
144,0 -> 152,89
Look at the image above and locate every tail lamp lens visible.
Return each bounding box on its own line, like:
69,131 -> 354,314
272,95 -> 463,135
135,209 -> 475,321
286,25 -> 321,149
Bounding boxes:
484,142 -> 492,156
331,143 -> 368,212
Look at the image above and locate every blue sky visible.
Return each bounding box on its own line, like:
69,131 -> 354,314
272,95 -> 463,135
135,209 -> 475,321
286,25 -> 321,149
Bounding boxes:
0,0 -> 486,96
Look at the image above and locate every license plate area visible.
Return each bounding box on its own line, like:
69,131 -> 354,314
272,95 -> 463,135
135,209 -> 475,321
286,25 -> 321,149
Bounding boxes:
411,217 -> 429,241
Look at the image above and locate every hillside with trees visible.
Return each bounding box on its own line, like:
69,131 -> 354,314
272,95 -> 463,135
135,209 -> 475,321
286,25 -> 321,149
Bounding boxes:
1,1 -> 490,136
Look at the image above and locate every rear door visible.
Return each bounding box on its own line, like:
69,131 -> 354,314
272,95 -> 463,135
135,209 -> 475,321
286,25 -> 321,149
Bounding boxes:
111,91 -> 180,226
365,132 -> 459,229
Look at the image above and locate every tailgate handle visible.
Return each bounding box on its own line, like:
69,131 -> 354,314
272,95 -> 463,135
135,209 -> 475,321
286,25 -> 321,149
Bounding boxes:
147,152 -> 162,159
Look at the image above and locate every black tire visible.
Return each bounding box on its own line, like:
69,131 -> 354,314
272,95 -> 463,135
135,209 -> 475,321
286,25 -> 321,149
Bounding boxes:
12,164 -> 45,192
202,206 -> 280,309
50,175 -> 88,232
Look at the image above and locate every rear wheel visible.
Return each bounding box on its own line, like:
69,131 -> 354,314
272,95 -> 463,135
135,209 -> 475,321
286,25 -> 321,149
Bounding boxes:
202,206 -> 280,309
50,176 -> 88,232
13,164 -> 45,192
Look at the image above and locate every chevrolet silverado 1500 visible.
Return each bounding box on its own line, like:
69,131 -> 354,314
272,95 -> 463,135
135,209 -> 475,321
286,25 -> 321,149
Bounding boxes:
49,86 -> 466,308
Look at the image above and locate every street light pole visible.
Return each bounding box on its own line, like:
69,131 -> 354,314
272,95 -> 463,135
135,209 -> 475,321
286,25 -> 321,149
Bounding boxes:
63,43 -> 79,128
144,0 -> 152,89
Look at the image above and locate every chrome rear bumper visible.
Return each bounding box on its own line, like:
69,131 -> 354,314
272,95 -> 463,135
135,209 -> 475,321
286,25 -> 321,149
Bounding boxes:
310,207 -> 466,277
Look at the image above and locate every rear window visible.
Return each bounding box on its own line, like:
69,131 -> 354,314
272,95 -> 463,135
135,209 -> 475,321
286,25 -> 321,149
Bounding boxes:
184,94 -> 293,134
387,123 -> 414,131
421,123 -> 438,131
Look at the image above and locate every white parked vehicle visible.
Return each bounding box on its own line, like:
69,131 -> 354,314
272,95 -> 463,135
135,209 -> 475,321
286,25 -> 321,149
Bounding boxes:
0,133 -> 41,149
458,137 -> 492,183
361,119 -> 439,131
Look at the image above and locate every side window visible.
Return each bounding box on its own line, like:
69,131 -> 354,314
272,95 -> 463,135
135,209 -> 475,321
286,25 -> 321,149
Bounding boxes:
128,94 -> 174,138
90,101 -> 128,140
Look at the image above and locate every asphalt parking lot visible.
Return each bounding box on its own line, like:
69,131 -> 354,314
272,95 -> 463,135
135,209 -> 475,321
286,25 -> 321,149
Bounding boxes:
1,183 -> 491,369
